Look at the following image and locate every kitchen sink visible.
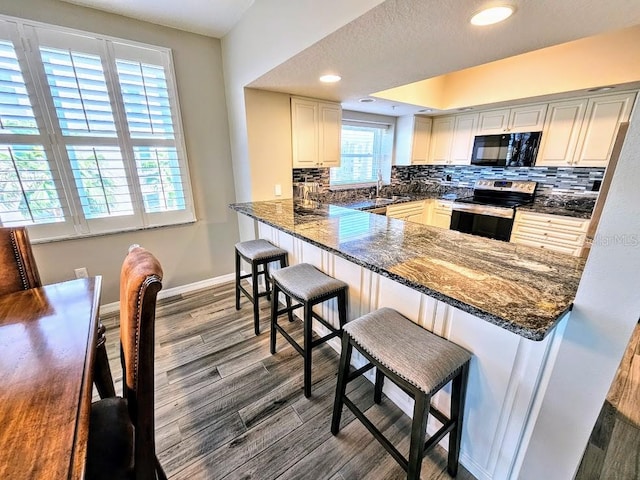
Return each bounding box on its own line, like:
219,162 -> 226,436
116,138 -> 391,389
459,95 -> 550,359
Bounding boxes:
373,197 -> 394,206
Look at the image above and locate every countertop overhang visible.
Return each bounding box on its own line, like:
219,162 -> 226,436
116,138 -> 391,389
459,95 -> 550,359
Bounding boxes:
230,199 -> 586,341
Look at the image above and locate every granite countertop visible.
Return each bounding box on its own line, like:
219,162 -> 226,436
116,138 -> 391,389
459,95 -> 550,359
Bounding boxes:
230,199 -> 586,341
517,201 -> 594,219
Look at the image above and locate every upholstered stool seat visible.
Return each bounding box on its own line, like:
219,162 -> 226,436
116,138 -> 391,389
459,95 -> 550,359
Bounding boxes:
270,263 -> 348,397
332,307 -> 471,479
235,239 -> 288,335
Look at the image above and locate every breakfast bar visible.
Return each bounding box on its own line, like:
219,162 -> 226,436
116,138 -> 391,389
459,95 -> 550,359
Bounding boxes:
231,198 -> 587,479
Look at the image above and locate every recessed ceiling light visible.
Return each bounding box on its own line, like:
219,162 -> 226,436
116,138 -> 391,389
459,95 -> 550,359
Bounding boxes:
458,107 -> 474,111
359,98 -> 375,103
319,74 -> 341,83
587,86 -> 615,92
418,109 -> 432,113
470,6 -> 515,26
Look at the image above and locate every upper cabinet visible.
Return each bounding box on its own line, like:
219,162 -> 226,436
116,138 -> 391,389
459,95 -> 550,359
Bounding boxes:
394,115 -> 433,165
536,91 -> 636,167
291,97 -> 342,168
477,104 -> 547,135
427,113 -> 478,165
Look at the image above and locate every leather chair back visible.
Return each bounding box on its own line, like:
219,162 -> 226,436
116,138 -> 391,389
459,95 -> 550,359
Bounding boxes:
0,227 -> 41,296
119,245 -> 163,478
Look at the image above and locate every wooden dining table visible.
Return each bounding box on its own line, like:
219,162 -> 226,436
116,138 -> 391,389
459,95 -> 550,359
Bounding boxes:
0,276 -> 102,480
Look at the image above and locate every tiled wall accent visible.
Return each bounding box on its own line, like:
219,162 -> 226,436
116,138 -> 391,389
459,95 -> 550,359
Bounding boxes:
392,165 -> 603,197
294,165 -> 604,198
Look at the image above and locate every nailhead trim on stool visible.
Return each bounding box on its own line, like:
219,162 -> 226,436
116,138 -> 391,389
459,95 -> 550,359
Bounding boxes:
331,307 -> 471,480
235,239 -> 288,335
270,263 -> 348,398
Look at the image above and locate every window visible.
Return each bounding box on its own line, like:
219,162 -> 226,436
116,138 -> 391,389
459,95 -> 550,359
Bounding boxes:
0,17 -> 194,241
330,116 -> 393,188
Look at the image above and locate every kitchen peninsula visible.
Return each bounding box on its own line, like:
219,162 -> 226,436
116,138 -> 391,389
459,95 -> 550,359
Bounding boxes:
231,198 -> 587,480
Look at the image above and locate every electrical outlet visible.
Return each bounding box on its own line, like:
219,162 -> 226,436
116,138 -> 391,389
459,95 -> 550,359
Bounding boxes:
74,267 -> 89,279
274,184 -> 282,196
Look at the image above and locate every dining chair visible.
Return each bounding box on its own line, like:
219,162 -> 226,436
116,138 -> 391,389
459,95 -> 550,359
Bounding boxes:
85,245 -> 167,480
0,226 -> 41,296
0,226 -> 116,398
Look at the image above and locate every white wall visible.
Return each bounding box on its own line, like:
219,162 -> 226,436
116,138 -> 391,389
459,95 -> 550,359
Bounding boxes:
221,0 -> 385,240
0,0 -> 237,303
517,96 -> 640,478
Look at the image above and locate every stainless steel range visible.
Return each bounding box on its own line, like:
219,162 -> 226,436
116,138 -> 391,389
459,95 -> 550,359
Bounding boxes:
450,180 -> 537,241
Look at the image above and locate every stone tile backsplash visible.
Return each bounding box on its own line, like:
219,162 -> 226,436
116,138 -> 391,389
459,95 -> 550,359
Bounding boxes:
293,165 -> 604,202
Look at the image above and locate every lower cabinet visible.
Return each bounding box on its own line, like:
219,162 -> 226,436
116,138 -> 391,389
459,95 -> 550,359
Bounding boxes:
510,210 -> 589,256
256,221 -> 571,480
386,201 -> 425,224
429,200 -> 453,229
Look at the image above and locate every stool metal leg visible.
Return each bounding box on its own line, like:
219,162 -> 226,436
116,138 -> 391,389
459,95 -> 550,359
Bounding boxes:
251,261 -> 260,335
270,283 -> 280,355
234,249 -> 241,310
408,392 -> 430,480
303,301 -> 313,398
448,362 -> 469,477
331,333 -> 353,434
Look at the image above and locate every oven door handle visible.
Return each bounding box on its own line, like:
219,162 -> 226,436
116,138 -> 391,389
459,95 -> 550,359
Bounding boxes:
451,203 -> 515,219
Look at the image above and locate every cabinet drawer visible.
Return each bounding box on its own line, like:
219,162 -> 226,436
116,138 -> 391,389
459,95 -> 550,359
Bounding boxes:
515,211 -> 589,233
510,234 -> 582,256
386,201 -> 424,219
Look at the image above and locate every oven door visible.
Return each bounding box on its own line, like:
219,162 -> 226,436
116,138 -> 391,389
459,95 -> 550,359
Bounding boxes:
450,210 -> 514,241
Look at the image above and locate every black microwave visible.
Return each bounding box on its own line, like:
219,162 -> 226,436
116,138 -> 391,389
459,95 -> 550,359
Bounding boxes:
470,132 -> 542,167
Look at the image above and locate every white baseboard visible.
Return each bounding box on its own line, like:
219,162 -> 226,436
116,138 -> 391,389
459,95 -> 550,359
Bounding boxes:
99,272 -> 235,316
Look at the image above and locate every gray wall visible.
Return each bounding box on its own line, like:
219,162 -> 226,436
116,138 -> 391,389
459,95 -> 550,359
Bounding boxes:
0,0 -> 238,303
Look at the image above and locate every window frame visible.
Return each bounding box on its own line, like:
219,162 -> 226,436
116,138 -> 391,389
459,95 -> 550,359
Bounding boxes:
329,114 -> 394,190
0,15 -> 195,242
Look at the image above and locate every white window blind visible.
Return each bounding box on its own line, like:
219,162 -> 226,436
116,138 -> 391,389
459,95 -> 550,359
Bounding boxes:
0,16 -> 194,241
330,120 -> 393,187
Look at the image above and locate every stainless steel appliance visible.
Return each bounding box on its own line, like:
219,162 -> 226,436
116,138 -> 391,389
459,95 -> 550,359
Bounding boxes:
471,132 -> 542,167
451,180 -> 537,241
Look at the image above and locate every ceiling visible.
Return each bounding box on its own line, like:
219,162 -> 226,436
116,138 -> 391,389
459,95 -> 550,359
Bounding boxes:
59,0 -> 254,37
59,0 -> 640,117
248,0 -> 640,116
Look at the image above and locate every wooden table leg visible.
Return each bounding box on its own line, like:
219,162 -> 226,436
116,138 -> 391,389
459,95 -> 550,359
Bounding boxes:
94,322 -> 116,398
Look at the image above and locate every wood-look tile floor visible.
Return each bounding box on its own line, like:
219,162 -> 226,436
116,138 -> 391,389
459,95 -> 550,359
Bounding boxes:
576,321 -> 640,480
97,281 -> 477,480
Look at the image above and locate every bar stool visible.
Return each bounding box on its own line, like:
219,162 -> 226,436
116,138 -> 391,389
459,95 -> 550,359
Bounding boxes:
270,263 -> 348,398
235,239 -> 288,335
331,307 -> 471,480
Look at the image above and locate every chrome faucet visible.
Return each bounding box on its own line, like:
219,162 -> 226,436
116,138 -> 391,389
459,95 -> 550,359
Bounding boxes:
376,170 -> 383,197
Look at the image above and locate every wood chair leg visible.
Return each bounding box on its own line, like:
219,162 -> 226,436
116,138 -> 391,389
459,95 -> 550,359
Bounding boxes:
270,283 -> 280,355
234,249 -> 241,310
94,323 -> 115,398
407,392 -> 429,480
251,261 -> 260,335
374,368 -> 384,404
332,333 -> 353,434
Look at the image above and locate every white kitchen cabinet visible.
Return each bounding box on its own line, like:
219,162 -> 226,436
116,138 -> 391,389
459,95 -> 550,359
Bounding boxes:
535,98 -> 588,167
477,104 -> 547,135
394,115 -> 433,165
572,91 -> 636,167
427,113 -> 477,165
430,200 -> 453,229
386,200 -> 425,224
291,97 -> 342,168
510,210 -> 589,256
536,91 -> 636,167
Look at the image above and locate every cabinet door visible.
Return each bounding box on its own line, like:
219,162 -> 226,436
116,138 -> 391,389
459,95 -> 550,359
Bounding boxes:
428,116 -> 455,164
573,92 -> 636,167
450,113 -> 478,165
318,103 -> 342,167
291,98 -> 318,167
536,99 -> 588,166
508,104 -> 547,133
411,116 -> 433,164
477,109 -> 510,135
